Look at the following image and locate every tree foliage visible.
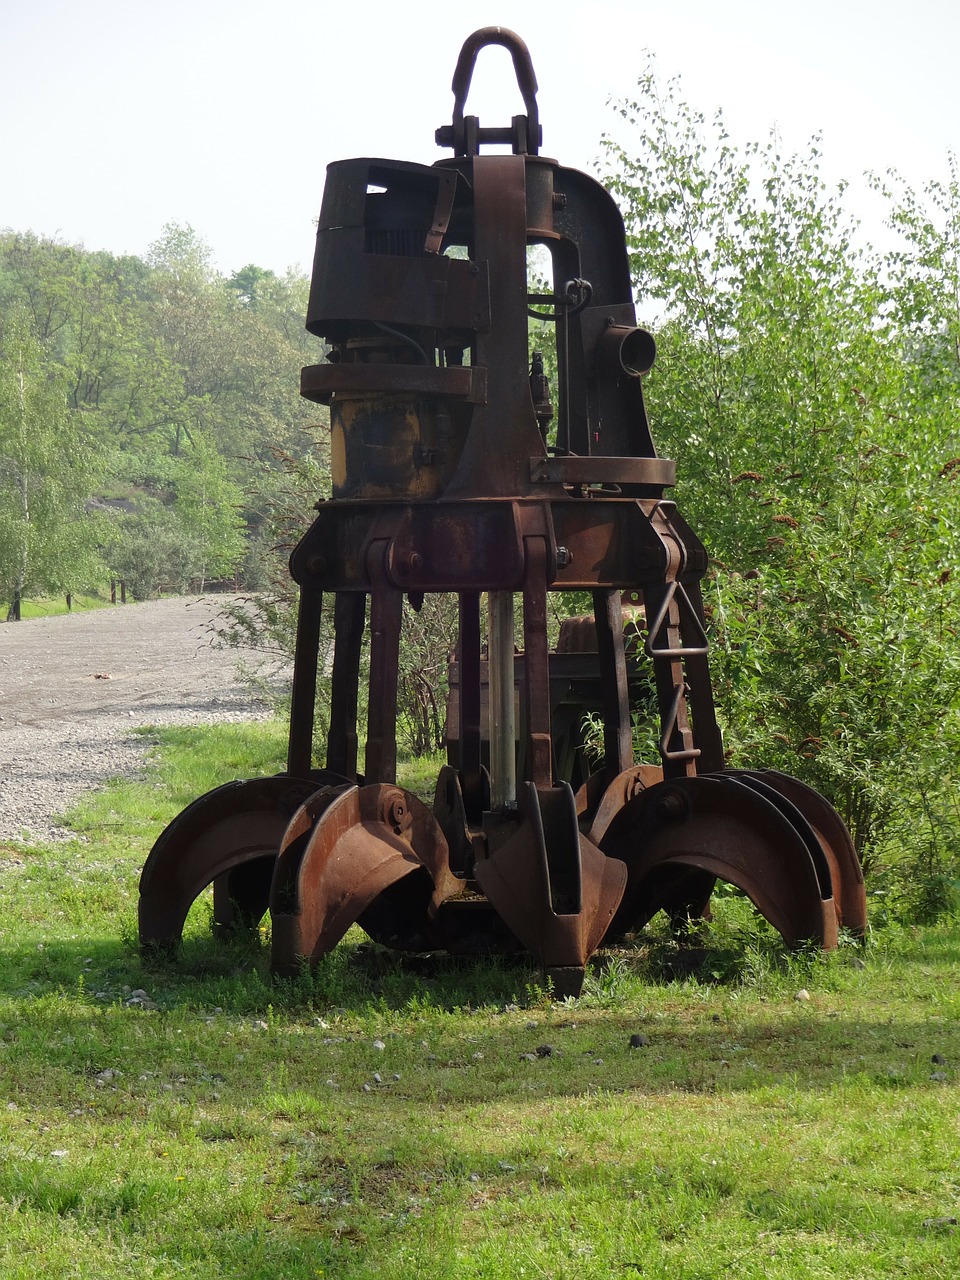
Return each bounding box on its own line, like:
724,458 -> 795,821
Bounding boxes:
0,307 -> 105,618
0,225 -> 324,610
602,70 -> 960,886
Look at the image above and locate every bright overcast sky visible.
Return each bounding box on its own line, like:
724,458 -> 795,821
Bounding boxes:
3,0 -> 957,277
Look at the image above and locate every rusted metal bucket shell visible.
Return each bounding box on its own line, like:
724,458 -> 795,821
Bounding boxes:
578,763 -> 715,938
270,784 -> 460,976
474,783 -> 628,978
599,774 -> 838,948
576,763 -> 664,845
746,769 -> 867,934
138,775 -> 321,952
725,771 -> 835,900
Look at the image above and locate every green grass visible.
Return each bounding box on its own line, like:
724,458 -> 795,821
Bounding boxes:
3,590 -> 116,620
1,721 -> 959,1277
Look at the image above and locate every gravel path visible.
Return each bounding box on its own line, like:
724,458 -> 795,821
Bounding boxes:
0,596 -> 288,844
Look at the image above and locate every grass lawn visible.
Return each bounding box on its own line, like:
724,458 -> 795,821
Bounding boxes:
0,721 -> 958,1277
3,591 -> 116,620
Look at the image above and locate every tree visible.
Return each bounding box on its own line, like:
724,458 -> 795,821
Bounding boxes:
0,308 -> 105,618
169,436 -> 247,589
144,225 -> 318,469
601,70 -> 960,880
103,498 -> 203,601
0,228 -> 323,605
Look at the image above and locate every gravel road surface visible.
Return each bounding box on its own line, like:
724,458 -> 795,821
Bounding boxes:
0,596 -> 287,843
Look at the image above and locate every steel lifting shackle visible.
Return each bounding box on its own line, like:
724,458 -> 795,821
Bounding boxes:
435,26 -> 542,156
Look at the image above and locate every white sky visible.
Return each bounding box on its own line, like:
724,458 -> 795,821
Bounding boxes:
3,0 -> 957,277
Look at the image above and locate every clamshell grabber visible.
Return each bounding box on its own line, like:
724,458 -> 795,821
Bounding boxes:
138,28 -> 865,993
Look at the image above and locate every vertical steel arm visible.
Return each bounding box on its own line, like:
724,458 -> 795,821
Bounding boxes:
678,578 -> 725,774
458,590 -> 484,819
592,588 -> 634,781
488,590 -> 518,809
287,588 -> 323,778
365,543 -> 404,785
326,591 -> 367,780
521,538 -> 554,787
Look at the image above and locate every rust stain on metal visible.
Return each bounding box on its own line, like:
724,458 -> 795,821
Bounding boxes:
138,28 -> 865,996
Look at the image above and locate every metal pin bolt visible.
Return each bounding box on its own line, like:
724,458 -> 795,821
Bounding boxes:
397,552 -> 423,576
657,791 -> 687,820
387,798 -> 409,834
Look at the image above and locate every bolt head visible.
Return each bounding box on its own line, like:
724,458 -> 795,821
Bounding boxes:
656,790 -> 688,820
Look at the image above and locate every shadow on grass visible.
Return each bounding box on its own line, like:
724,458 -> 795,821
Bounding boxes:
0,905 -> 853,1011
2,919 -> 957,1279
1,931 -> 958,1164
0,913 -> 956,1026
0,928 -> 546,1016
2,924 -> 959,1279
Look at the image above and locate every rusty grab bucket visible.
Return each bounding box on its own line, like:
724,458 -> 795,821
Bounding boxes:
138,28 -> 865,996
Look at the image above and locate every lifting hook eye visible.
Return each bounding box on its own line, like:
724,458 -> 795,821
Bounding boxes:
436,27 -> 542,157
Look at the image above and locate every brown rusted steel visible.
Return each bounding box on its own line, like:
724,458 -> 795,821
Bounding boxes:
577,763 -> 664,846
139,775 -> 321,950
474,782 -> 628,995
270,784 -> 460,976
138,26 -> 865,985
739,769 -> 867,934
598,775 -> 838,948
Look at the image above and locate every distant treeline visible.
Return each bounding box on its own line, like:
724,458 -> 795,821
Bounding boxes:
0,224 -> 328,617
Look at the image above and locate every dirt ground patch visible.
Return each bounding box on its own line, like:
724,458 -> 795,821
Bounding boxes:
0,596 -> 287,842
0,595 -> 277,730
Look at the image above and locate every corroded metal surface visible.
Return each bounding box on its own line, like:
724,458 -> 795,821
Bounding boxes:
598,774 -> 838,948
738,769 -> 867,933
138,775 -> 319,950
271,784 -> 460,975
138,27 -> 865,987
